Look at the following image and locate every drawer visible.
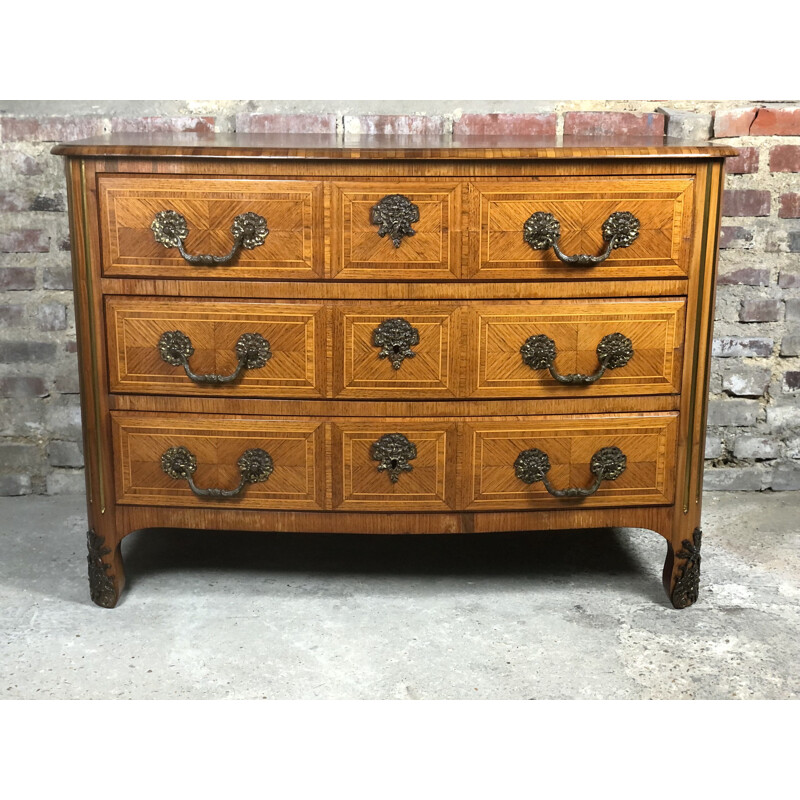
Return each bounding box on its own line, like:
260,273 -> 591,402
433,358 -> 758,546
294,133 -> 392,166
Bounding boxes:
467,177 -> 695,280
467,299 -> 685,398
98,175 -> 323,279
332,303 -> 461,398
331,420 -> 458,511
106,297 -> 326,398
329,181 -> 463,280
463,413 -> 678,510
111,413 -> 326,510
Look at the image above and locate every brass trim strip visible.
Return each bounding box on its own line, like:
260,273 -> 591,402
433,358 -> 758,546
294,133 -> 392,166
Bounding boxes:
697,164 -> 725,505
683,165 -> 714,513
66,164 -> 91,506
80,161 -> 105,513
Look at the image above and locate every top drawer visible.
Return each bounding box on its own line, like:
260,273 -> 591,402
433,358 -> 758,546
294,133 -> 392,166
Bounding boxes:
96,173 -> 695,283
97,175 -> 324,280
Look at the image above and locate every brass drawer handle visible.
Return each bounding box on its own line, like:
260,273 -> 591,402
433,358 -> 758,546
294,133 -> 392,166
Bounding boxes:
520,332 -> 633,385
514,446 -> 626,498
161,446 -> 273,498
158,330 -> 271,384
370,194 -> 420,247
372,318 -> 419,370
523,211 -> 640,265
372,433 -> 417,483
151,210 -> 268,266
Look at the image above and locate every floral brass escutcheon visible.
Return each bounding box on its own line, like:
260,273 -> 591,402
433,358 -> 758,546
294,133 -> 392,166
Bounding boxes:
522,211 -> 562,250
370,194 -> 420,247
230,212 -> 270,250
234,332 -> 272,370
158,330 -> 195,366
150,209 -> 189,248
514,448 -> 551,485
601,211 -> 640,249
372,318 -> 420,370
595,332 -> 634,370
589,446 -> 627,481
371,433 -> 417,483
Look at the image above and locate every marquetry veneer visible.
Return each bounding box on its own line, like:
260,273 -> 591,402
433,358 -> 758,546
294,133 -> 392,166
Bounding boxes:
54,132 -> 735,608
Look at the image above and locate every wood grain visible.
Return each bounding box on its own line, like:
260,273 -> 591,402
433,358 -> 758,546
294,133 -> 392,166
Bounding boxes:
468,299 -> 685,398
52,132 -> 739,160
112,413 -> 326,510
468,177 -> 695,280
463,413 -> 678,510
332,302 -> 461,399
106,297 -> 326,398
329,180 -> 462,280
331,420 -> 459,511
98,175 -> 324,280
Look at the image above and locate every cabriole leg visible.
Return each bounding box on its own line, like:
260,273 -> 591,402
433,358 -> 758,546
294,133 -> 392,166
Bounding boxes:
662,527 -> 702,609
86,529 -> 125,608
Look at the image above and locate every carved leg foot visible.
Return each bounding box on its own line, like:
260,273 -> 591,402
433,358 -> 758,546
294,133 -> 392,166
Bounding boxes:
86,529 -> 125,608
662,527 -> 702,609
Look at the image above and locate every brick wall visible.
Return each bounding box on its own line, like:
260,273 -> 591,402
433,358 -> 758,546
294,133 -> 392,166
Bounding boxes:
1,100 -> 799,495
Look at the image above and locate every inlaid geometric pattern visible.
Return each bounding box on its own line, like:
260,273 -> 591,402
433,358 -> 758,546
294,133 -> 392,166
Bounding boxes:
98,176 -> 323,279
470,300 -> 685,397
464,414 -> 678,510
467,177 -> 695,280
331,422 -> 458,511
112,413 -> 325,509
106,298 -> 325,398
330,181 -> 463,280
333,305 -> 461,398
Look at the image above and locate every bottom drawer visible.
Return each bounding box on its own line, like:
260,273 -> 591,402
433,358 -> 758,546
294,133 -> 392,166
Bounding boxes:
111,411 -> 677,512
111,413 -> 326,510
463,414 -> 678,510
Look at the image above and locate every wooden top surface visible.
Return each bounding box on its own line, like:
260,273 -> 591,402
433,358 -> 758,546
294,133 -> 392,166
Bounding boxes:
51,132 -> 738,160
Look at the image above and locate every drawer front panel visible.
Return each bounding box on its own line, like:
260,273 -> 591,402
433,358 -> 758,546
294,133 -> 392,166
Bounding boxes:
330,181 -> 462,280
106,298 -> 326,398
468,177 -> 694,280
468,299 -> 685,398
98,176 -> 323,279
331,421 -> 458,511
464,413 -> 678,510
112,413 -> 325,509
333,304 -> 461,398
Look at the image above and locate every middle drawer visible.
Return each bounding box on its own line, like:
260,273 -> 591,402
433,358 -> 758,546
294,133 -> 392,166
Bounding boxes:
106,296 -> 686,399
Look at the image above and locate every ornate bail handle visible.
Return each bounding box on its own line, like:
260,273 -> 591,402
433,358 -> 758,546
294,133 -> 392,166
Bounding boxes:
520,332 -> 633,385
523,211 -> 640,266
514,445 -> 627,498
370,194 -> 420,247
161,446 -> 273,498
158,330 -> 271,384
151,210 -> 268,266
372,318 -> 420,370
372,433 -> 417,483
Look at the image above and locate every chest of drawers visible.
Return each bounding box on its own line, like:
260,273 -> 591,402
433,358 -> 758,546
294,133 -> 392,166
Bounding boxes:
53,133 -> 735,608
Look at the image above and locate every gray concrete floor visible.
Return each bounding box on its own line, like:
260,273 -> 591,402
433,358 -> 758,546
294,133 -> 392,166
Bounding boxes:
1,492 -> 798,699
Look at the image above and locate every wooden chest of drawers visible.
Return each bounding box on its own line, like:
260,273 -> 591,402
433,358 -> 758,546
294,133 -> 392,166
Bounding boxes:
53,133 -> 735,608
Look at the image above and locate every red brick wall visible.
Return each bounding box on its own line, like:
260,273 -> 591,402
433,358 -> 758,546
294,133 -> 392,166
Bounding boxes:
1,101 -> 799,494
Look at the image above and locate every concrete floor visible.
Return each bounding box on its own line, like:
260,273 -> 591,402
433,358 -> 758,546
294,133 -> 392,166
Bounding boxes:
1,492 -> 798,699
